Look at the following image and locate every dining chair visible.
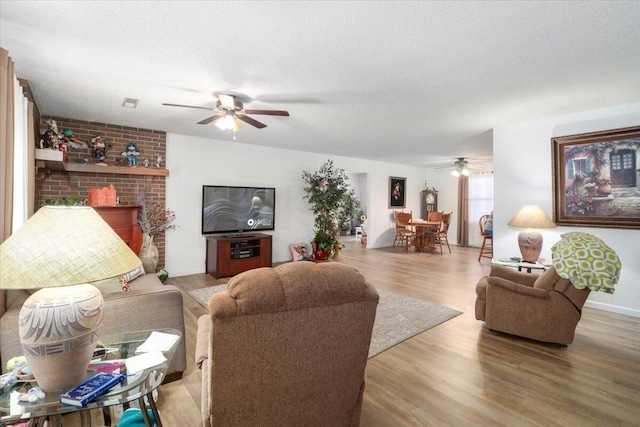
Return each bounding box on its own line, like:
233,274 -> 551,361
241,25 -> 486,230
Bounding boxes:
431,212 -> 452,254
393,211 -> 416,250
423,211 -> 443,251
478,214 -> 493,261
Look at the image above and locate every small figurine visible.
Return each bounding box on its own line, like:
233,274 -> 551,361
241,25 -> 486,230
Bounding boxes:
81,157 -> 89,164
39,119 -> 60,149
155,154 -> 163,168
122,142 -> 140,167
143,158 -> 150,168
61,129 -> 88,150
91,136 -> 107,165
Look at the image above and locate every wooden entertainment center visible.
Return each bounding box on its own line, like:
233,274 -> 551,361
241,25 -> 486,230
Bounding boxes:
205,233 -> 272,279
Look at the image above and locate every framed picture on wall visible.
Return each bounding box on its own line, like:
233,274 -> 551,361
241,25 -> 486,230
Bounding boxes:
551,125 -> 640,229
389,177 -> 406,208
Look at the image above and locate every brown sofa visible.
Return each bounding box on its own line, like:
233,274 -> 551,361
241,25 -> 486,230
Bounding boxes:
195,262 -> 379,427
0,272 -> 186,381
475,265 -> 591,345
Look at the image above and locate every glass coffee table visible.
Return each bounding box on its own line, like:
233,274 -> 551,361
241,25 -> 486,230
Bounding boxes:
0,328 -> 180,427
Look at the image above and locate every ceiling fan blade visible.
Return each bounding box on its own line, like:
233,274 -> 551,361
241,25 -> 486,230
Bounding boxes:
197,114 -> 225,125
237,115 -> 267,129
244,109 -> 290,117
162,103 -> 214,111
216,94 -> 236,110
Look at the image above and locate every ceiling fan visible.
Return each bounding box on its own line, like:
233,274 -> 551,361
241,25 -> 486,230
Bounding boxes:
437,158 -> 485,177
163,93 -> 289,139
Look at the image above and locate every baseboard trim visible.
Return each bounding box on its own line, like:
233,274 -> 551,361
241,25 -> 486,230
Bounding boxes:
585,301 -> 640,318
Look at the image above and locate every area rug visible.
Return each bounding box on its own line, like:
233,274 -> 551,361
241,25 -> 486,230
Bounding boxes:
187,285 -> 461,358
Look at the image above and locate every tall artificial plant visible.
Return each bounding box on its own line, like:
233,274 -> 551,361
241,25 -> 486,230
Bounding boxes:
302,160 -> 351,258
340,188 -> 362,233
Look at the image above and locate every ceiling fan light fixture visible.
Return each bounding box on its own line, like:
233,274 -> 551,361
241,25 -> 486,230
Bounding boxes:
451,167 -> 470,177
215,113 -> 236,131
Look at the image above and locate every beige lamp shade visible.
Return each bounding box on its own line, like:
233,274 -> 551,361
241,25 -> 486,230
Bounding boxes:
507,205 -> 556,263
0,206 -> 142,391
507,205 -> 556,229
0,205 -> 142,289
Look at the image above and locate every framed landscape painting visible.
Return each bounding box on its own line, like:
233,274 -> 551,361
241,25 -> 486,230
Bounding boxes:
389,177 -> 406,208
551,125 -> 640,229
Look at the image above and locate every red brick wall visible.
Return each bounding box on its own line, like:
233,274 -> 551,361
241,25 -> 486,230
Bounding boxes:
36,116 -> 168,267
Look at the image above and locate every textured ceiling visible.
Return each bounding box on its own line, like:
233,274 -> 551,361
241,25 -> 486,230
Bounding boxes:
1,1 -> 639,168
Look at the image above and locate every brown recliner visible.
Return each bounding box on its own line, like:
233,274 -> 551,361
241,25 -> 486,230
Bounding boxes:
475,265 -> 590,345
195,262 -> 379,427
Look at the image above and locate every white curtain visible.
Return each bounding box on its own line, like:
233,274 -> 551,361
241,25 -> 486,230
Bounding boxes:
11,76 -> 30,231
467,172 -> 493,247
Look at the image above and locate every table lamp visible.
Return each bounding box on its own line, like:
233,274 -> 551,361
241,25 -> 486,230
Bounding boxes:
507,205 -> 556,263
0,206 -> 142,391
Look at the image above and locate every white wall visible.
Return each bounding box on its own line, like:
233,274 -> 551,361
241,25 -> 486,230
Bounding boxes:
165,134 -> 427,277
493,102 -> 640,317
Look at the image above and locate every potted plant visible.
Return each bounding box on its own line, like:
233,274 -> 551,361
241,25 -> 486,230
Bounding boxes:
312,230 -> 340,260
597,178 -> 612,195
302,160 -> 352,260
136,190 -> 177,272
341,188 -> 362,235
338,214 -> 352,236
584,182 -> 598,196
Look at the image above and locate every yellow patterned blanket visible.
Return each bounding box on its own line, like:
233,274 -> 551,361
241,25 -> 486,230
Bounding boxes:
551,232 -> 621,294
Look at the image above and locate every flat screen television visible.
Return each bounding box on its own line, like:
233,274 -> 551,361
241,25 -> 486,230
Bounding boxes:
202,185 -> 275,235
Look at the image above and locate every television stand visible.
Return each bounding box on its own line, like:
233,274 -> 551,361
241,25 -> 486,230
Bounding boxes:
224,234 -> 255,239
205,233 -> 272,279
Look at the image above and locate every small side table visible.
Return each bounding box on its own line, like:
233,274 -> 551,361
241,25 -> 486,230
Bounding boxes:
0,329 -> 180,427
494,258 -> 551,273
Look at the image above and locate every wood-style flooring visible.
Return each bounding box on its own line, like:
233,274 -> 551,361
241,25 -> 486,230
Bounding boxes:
152,240 -> 640,426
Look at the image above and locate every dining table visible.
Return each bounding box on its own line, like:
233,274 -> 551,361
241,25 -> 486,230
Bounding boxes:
409,219 -> 442,252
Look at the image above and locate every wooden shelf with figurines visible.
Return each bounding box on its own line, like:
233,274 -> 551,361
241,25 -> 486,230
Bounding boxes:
36,154 -> 169,177
35,121 -> 169,177
62,162 -> 169,176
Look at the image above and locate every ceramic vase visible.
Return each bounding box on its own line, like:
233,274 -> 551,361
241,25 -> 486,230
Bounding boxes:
18,284 -> 104,392
597,184 -> 612,196
139,233 -> 159,273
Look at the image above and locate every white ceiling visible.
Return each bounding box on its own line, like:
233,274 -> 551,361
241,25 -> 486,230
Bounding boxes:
2,1 -> 639,168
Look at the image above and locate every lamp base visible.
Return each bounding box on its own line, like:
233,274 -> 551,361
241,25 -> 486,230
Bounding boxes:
517,229 -> 543,263
18,284 -> 104,392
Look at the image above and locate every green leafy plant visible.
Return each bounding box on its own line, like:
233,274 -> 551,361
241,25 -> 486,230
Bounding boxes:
339,188 -> 362,233
157,268 -> 169,284
39,196 -> 83,208
302,160 -> 353,258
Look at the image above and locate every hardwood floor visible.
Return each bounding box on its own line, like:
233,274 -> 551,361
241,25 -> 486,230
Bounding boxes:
157,239 -> 640,427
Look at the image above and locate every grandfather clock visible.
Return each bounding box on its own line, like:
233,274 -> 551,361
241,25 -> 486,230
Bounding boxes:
421,187 -> 438,219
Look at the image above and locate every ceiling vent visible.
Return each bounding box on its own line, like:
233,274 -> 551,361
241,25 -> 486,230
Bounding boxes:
122,98 -> 139,108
